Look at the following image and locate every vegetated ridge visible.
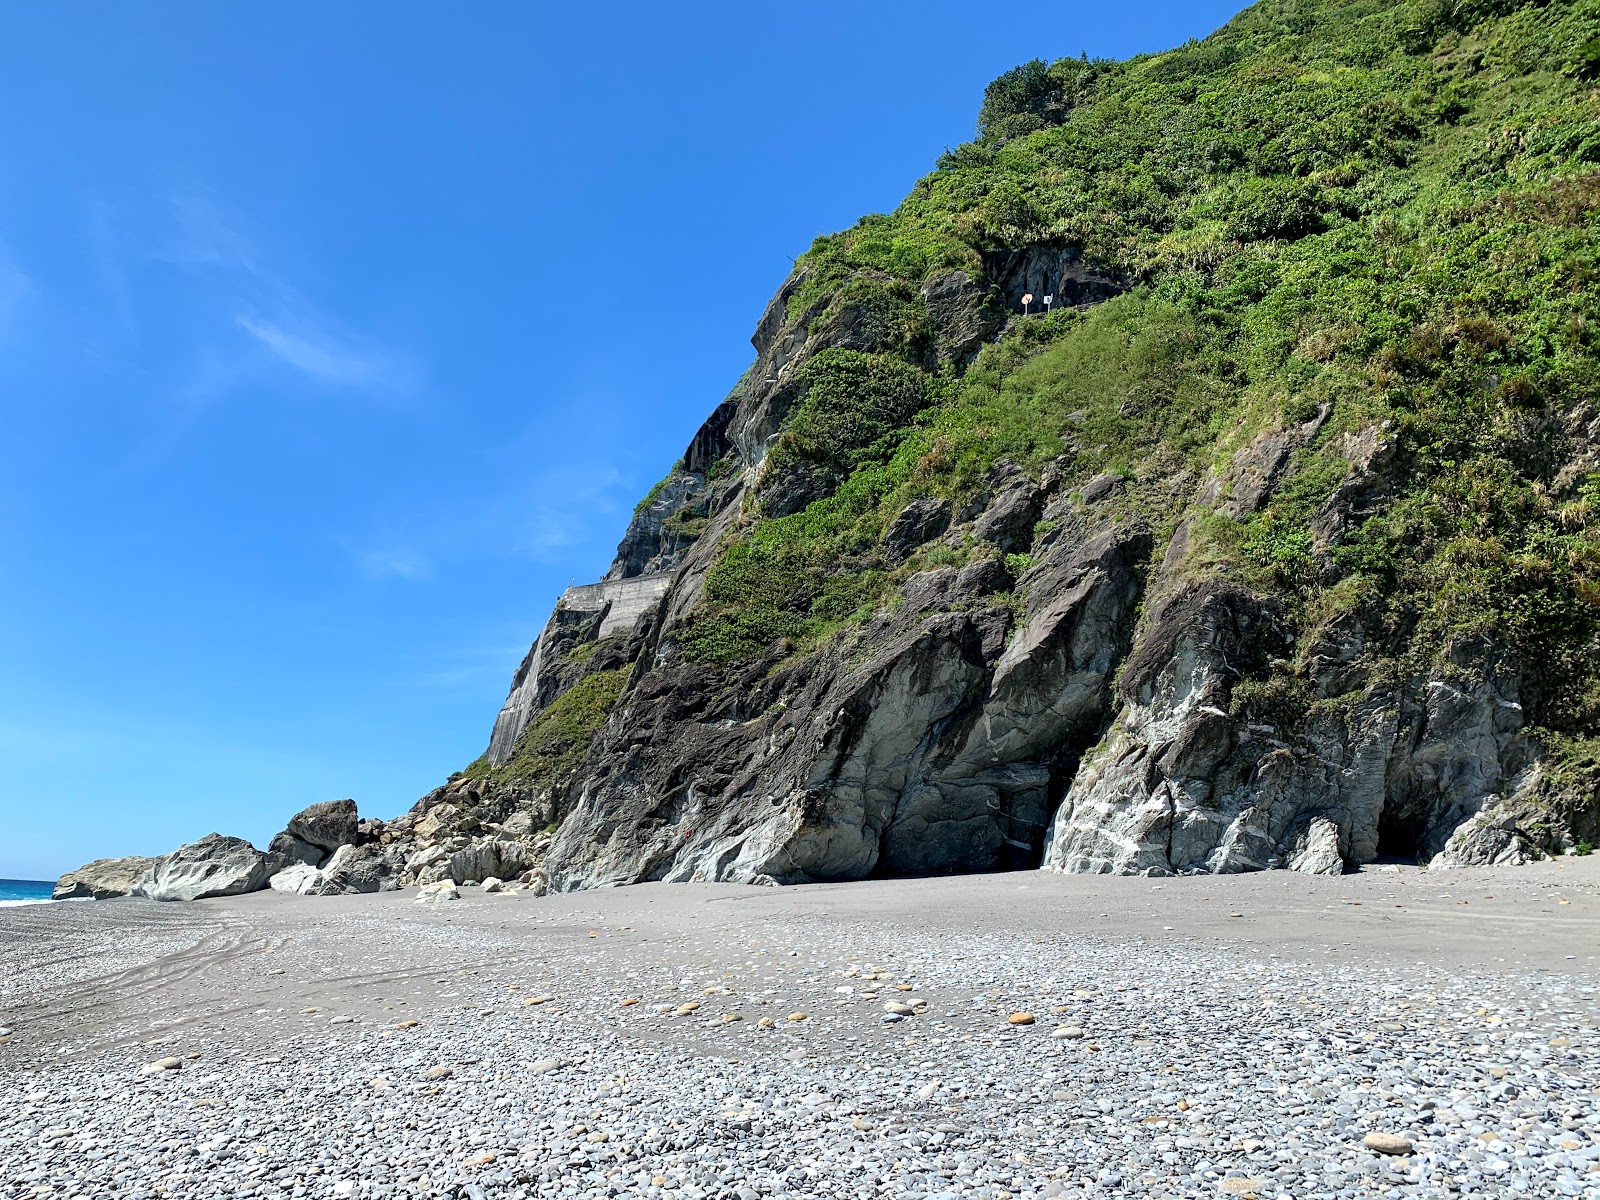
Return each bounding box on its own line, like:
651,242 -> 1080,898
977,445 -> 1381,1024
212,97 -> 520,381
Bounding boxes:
57,0 -> 1600,900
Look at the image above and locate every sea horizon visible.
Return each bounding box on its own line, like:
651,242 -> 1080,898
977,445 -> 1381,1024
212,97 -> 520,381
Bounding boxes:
0,878 -> 57,905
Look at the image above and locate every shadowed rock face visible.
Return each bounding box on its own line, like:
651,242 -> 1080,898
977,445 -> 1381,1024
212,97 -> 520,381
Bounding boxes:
1040,586 -> 1539,879
542,522 -> 1152,889
978,246 -> 1125,314
268,799 -> 359,868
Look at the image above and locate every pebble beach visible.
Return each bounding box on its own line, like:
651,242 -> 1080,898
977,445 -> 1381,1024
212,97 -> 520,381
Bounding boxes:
3,861 -> 1599,1200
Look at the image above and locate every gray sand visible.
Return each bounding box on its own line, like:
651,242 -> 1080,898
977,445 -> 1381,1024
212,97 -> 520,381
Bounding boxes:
3,861 -> 1599,1199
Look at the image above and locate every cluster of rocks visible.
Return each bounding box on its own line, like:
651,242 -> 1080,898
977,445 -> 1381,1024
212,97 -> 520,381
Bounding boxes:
54,790 -> 555,903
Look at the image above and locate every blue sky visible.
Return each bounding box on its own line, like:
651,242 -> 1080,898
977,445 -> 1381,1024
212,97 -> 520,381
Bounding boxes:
0,0 -> 1244,880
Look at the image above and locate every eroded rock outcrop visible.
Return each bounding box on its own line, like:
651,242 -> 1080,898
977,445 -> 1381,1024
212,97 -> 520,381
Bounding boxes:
133,834 -> 277,902
52,856 -> 158,900
541,518 -> 1152,889
1040,593 -> 1540,878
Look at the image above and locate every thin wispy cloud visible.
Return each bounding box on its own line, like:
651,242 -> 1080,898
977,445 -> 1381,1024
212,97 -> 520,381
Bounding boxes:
237,316 -> 416,392
358,546 -> 433,582
0,240 -> 31,334
84,192 -> 422,440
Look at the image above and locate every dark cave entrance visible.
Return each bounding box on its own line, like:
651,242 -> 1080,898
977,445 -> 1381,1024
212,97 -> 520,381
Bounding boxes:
1374,804 -> 1428,865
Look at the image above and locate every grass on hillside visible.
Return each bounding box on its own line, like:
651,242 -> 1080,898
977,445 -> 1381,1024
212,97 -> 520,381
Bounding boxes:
675,0 -> 1600,762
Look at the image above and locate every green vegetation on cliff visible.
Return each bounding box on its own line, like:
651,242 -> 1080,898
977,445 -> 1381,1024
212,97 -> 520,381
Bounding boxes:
681,0 -> 1600,751
469,669 -> 627,815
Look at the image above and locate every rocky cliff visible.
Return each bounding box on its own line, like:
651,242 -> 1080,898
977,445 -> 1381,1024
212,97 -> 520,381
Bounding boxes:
59,0 -> 1600,900
492,0 -> 1600,889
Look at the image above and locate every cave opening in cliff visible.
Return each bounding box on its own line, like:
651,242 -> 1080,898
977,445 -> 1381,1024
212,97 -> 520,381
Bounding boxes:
1375,804 -> 1427,864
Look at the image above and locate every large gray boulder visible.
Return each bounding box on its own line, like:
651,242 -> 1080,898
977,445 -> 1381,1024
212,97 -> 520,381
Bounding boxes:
133,834 -> 276,902
268,799 -> 359,868
308,842 -> 406,895
53,856 -> 159,900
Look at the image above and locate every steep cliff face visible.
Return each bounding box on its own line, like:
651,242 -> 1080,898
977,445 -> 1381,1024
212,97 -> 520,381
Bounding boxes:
433,0 -> 1600,890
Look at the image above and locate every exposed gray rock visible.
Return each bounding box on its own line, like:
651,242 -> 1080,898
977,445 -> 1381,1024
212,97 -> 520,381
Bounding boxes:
52,856 -> 158,900
268,799 -> 358,868
1042,585 -> 1538,878
882,498 -> 952,564
758,458 -> 840,519
133,834 -> 275,902
1433,809 -> 1535,867
608,467 -> 703,579
1077,473 -> 1123,506
268,863 -> 321,895
1286,816 -> 1344,876
307,843 -> 406,895
971,470 -> 1042,554
486,575 -> 670,765
432,838 -> 539,886
977,245 -> 1125,315
544,522 -> 1150,889
919,270 -> 1004,365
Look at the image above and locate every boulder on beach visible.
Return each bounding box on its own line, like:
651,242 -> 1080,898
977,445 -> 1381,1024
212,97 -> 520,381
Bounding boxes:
52,855 -> 159,900
268,798 -> 360,868
133,833 -> 277,902
268,862 -> 322,895
310,842 -> 405,895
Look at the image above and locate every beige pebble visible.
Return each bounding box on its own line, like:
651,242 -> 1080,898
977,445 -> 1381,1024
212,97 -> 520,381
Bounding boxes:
787,1012 -> 808,1022
620,998 -> 639,1007
1363,1132 -> 1414,1156
369,1077 -> 391,1090
465,1151 -> 497,1167
1219,1180 -> 1267,1196
139,1057 -> 183,1076
674,1002 -> 700,1016
394,1020 -> 419,1029
722,1013 -> 743,1022
586,1131 -> 610,1143
1008,1012 -> 1036,1026
298,1007 -> 322,1015
524,995 -> 554,1006
757,1017 -> 776,1029
423,1066 -> 453,1081
884,1001 -> 917,1016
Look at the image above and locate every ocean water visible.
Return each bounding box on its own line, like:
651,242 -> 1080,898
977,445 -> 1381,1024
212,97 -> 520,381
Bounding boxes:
0,878 -> 56,906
